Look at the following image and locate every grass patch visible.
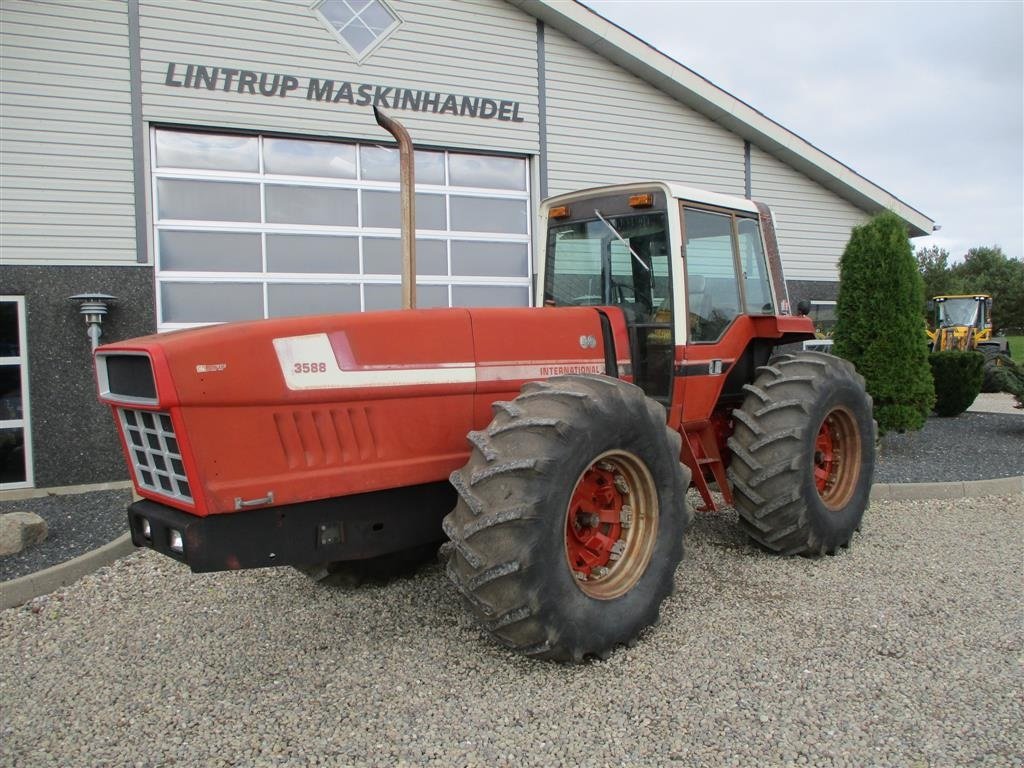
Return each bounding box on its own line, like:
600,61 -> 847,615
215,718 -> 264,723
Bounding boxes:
1002,336 -> 1023,358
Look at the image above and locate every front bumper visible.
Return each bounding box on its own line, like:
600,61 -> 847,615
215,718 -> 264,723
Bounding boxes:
127,481 -> 455,573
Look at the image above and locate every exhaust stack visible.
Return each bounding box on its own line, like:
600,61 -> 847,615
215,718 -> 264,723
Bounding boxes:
373,107 -> 416,309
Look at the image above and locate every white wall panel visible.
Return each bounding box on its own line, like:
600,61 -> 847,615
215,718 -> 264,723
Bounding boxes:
543,27 -> 744,196
138,0 -> 540,156
0,1 -> 136,266
750,145 -> 870,280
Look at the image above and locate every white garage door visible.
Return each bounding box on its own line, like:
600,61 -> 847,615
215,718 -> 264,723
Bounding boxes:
152,128 -> 532,330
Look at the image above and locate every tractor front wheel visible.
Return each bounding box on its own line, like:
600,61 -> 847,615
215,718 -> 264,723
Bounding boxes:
443,375 -> 691,662
727,351 -> 876,555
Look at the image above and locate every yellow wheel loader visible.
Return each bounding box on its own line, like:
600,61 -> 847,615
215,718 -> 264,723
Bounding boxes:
926,294 -> 1011,357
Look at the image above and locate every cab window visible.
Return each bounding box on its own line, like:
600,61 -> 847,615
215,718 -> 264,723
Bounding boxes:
683,209 -> 741,342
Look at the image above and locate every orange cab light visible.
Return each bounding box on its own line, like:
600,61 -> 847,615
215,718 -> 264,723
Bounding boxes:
629,193 -> 654,208
549,205 -> 570,219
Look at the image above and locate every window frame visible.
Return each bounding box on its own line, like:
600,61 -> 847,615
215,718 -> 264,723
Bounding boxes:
311,0 -> 403,63
0,295 -> 34,490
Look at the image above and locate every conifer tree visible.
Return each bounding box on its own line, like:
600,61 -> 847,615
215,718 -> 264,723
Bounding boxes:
833,211 -> 935,433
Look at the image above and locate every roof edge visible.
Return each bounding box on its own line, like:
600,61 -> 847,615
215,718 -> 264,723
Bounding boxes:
509,0 -> 935,237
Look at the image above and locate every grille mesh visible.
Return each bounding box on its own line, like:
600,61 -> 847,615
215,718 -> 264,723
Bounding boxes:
119,408 -> 192,503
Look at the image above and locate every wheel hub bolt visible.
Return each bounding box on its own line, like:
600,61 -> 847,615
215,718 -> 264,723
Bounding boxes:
578,512 -> 601,528
614,475 -> 630,495
591,566 -> 610,579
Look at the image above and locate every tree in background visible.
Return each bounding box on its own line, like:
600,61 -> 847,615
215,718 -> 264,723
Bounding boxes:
956,247 -> 1024,333
916,245 -> 958,300
834,212 -> 935,434
915,244 -> 1024,333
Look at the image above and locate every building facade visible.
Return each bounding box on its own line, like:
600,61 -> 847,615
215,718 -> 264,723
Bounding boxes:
0,0 -> 932,491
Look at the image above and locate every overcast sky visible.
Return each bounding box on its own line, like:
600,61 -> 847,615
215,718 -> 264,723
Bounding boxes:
582,0 -> 1024,263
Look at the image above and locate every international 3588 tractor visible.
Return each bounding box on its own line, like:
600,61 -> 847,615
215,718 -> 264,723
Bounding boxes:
94,113 -> 875,661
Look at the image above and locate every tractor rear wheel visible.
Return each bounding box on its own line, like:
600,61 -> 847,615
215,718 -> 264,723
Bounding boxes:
727,351 -> 876,555
443,375 -> 691,662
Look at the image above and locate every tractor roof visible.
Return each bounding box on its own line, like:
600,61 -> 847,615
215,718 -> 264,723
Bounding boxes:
543,181 -> 759,215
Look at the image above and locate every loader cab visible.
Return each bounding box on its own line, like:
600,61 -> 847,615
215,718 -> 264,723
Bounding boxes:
539,182 -> 782,404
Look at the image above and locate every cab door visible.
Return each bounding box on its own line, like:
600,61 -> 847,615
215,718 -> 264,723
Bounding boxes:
670,205 -> 776,426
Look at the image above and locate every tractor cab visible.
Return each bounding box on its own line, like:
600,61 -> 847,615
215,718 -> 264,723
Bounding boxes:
538,182 -> 814,510
538,182 -> 806,402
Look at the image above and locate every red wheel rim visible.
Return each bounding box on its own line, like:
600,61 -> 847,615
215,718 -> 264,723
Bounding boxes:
813,406 -> 861,510
564,450 -> 658,600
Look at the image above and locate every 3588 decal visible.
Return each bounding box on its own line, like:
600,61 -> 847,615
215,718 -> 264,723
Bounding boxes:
293,361 -> 328,374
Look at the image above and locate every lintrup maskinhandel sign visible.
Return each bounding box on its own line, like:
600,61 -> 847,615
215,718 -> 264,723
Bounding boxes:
164,63 -> 526,123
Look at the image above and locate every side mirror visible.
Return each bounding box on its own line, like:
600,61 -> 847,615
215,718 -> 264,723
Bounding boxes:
796,299 -> 811,316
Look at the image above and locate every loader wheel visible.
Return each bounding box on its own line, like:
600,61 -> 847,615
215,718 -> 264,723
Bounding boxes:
294,542 -> 440,588
443,375 -> 691,662
727,351 -> 876,556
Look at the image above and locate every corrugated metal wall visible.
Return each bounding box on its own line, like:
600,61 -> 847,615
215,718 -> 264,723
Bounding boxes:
138,0 -> 540,155
0,0 -> 874,279
749,145 -> 869,280
543,26 -> 745,196
0,0 -> 137,265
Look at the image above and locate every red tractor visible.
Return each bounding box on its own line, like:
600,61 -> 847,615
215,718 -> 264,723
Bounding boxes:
94,119 -> 875,662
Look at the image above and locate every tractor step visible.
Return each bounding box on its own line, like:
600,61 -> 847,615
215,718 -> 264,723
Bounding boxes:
680,420 -> 733,512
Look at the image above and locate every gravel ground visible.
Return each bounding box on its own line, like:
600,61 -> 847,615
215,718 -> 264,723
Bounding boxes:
874,410 -> 1024,484
1,494 -> 1021,767
0,489 -> 131,581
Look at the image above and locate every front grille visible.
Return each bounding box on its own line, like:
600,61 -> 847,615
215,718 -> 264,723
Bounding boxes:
119,408 -> 192,503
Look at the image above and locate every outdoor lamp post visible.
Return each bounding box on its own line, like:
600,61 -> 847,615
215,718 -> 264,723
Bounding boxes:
68,293 -> 117,351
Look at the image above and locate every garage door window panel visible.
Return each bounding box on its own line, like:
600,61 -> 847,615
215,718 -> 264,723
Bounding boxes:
266,234 -> 359,274
157,179 -> 260,222
266,185 -> 357,226
450,196 -> 527,234
359,146 -> 445,184
365,284 -> 449,311
361,190 -> 446,230
161,283 -> 263,324
263,137 -> 357,179
160,231 -> 262,272
449,153 -> 526,190
453,285 -> 529,307
451,241 -> 528,278
268,284 -> 361,318
155,131 -> 259,173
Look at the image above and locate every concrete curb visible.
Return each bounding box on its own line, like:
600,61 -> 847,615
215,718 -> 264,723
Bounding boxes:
870,475 -> 1024,501
1,533 -> 135,610
1,475 -> 1021,609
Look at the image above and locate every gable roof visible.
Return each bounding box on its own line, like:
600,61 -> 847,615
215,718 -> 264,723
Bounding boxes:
508,0 -> 934,237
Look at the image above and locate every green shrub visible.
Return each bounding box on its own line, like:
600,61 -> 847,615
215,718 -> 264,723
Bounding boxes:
982,355 -> 1024,408
928,351 -> 984,417
834,211 -> 935,433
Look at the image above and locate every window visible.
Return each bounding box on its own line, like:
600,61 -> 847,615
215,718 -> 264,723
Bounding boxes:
683,208 -> 774,342
152,129 -> 531,330
0,297 -> 33,489
737,218 -> 774,315
806,301 -> 837,336
312,0 -> 401,62
544,209 -> 673,399
683,209 -> 742,342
